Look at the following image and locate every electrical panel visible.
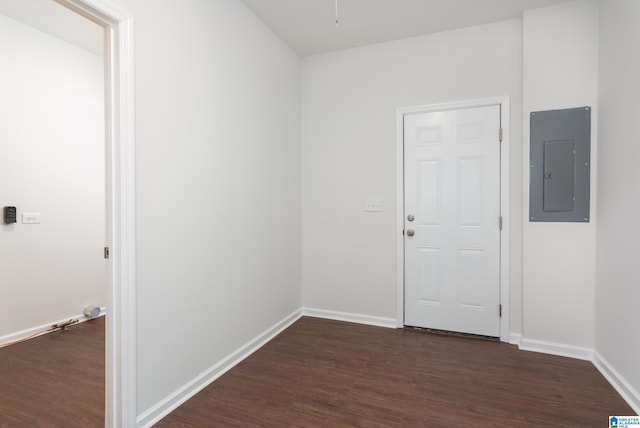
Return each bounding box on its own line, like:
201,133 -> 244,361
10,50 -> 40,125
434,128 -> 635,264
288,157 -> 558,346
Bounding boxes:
529,107 -> 591,222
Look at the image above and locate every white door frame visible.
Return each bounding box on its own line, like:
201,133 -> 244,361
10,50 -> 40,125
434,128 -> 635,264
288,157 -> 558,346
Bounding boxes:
56,0 -> 136,426
396,96 -> 510,342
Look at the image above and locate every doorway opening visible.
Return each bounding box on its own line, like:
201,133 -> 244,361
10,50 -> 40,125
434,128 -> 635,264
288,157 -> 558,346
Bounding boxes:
0,0 -> 135,424
53,1 -> 136,425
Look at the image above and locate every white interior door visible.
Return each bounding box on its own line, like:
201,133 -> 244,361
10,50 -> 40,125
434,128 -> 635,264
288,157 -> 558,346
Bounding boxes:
404,105 -> 501,337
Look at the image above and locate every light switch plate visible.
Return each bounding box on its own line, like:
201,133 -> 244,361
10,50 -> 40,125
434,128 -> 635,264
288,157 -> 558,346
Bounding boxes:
22,213 -> 42,224
365,198 -> 383,212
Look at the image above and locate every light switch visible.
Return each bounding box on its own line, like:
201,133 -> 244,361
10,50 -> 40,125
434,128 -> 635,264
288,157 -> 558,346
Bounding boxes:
365,198 -> 383,212
22,213 -> 42,224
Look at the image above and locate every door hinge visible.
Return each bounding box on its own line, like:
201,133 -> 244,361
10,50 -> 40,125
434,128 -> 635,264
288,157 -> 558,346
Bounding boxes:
499,128 -> 503,142
104,247 -> 110,259
499,216 -> 503,230
499,304 -> 502,318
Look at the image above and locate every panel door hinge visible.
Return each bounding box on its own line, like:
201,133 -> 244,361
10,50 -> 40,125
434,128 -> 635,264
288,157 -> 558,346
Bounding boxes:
499,128 -> 503,142
499,304 -> 502,318
499,216 -> 503,230
104,247 -> 110,259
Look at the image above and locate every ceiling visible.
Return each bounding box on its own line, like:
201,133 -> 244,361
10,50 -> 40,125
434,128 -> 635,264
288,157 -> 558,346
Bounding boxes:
0,0 -> 102,55
0,0 -> 570,59
240,0 -> 570,56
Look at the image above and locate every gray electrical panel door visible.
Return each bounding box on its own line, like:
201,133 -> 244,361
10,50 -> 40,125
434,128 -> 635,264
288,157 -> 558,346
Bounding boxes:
530,107 -> 590,222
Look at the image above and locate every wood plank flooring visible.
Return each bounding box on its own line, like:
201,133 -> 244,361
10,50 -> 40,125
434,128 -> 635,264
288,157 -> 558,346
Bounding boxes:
0,316 -> 633,427
158,317 -> 634,427
0,317 -> 104,427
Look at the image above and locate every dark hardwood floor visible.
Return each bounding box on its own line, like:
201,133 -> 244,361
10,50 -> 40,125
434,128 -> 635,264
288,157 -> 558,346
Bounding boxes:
0,316 -> 633,427
0,316 -> 104,427
158,317 -> 634,427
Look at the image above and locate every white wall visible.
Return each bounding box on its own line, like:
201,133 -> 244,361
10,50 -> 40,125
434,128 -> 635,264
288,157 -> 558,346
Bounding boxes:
595,0 -> 640,408
521,0 -> 599,351
301,20 -> 523,331
0,13 -> 105,342
110,0 -> 302,415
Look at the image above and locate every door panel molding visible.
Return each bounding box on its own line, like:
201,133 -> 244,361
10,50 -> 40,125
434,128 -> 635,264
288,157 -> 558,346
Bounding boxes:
396,97 -> 510,342
404,105 -> 500,336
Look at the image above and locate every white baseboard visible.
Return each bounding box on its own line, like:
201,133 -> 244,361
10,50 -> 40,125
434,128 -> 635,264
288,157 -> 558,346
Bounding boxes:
509,333 -> 522,346
504,336 -> 639,414
302,307 -> 397,329
136,309 -> 303,428
593,351 -> 640,415
518,337 -> 593,361
132,307 -> 638,427
0,307 -> 106,347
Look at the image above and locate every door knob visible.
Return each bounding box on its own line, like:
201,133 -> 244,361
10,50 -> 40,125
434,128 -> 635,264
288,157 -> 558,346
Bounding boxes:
406,229 -> 415,237
407,214 -> 415,222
